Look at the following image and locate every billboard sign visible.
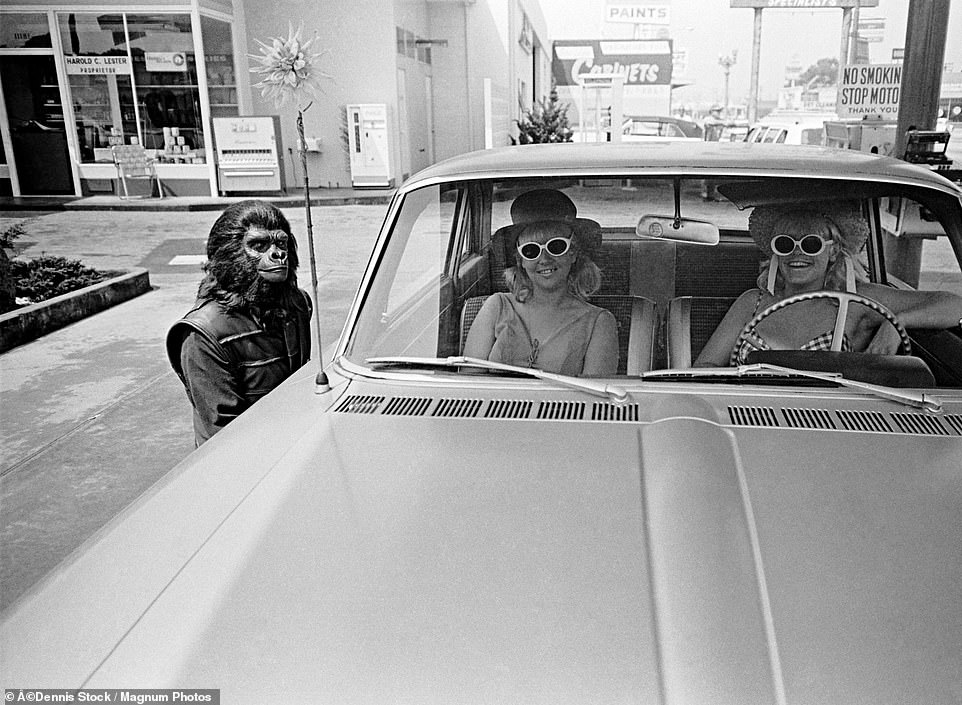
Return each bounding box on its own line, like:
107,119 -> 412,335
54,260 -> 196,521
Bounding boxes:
837,63 -> 901,118
552,40 -> 673,87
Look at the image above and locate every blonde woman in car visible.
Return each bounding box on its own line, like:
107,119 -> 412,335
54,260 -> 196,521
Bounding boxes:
694,204 -> 962,367
464,218 -> 618,377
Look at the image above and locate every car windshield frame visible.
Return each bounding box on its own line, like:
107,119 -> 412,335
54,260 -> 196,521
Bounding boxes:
337,159 -> 962,394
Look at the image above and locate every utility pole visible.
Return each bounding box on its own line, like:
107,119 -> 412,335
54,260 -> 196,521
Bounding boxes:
894,0 -> 950,159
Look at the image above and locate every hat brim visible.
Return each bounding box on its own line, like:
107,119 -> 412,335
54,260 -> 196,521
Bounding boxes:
495,217 -> 602,257
749,204 -> 868,256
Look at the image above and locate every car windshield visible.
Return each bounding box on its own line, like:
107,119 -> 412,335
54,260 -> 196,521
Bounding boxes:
342,173 -> 962,390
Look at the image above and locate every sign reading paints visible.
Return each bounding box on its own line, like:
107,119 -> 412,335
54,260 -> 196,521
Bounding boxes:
552,40 -> 673,86
65,55 -> 131,75
837,63 -> 901,118
605,4 -> 671,24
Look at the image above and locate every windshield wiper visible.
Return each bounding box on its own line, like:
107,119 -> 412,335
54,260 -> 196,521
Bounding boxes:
365,355 -> 630,403
643,363 -> 943,413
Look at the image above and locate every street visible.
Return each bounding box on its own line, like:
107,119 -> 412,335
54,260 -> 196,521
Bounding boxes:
0,204 -> 385,611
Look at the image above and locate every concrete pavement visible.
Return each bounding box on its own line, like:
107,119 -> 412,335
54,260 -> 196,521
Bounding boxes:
0,197 -> 389,612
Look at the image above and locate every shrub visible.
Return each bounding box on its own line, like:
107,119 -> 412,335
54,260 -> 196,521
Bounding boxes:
514,88 -> 574,145
0,222 -> 123,314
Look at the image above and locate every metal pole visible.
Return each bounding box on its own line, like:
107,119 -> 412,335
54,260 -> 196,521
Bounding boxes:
894,0 -> 950,158
839,8 -> 852,76
748,8 -> 762,124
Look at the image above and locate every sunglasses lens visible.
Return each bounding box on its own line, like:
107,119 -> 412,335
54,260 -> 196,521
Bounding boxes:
519,243 -> 541,260
771,235 -> 795,256
545,237 -> 570,256
800,235 -> 825,255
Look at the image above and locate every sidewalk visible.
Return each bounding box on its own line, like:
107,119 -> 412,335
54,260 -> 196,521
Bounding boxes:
0,200 -> 386,611
0,186 -> 395,212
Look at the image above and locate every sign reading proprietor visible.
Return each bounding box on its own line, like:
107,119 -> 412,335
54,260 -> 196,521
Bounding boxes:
837,63 -> 901,118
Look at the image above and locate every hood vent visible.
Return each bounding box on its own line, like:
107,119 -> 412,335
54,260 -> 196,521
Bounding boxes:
335,395 -> 962,436
728,406 -> 779,427
433,398 -> 483,418
782,407 -> 836,430
592,402 -> 640,421
836,409 -> 891,433
382,396 -> 431,416
946,415 -> 962,435
333,395 -> 385,414
485,399 -> 533,419
537,400 -> 585,420
890,412 -> 950,436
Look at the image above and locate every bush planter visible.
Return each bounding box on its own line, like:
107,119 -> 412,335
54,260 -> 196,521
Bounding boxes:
0,268 -> 151,353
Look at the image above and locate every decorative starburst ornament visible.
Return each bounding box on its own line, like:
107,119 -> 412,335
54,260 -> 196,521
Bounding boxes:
249,24 -> 333,392
250,24 -> 328,109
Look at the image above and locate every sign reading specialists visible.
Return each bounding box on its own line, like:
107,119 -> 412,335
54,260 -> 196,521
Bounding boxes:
65,55 -> 132,75
552,40 -> 673,87
837,63 -> 901,118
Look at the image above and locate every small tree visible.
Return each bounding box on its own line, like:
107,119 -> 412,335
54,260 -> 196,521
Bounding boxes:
797,57 -> 838,87
514,88 -> 573,144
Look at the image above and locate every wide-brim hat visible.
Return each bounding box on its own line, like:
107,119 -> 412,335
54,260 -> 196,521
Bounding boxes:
495,189 -> 602,258
748,202 -> 869,258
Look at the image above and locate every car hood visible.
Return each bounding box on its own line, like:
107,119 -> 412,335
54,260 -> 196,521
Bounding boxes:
4,377 -> 962,703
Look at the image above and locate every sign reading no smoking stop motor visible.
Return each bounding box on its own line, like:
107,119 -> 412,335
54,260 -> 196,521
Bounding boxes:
837,63 -> 901,118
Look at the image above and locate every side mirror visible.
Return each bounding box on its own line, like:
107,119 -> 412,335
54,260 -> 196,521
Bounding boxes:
635,215 -> 720,245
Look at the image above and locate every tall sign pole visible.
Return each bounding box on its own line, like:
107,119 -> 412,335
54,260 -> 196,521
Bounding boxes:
748,8 -> 762,123
894,0 -> 950,158
731,0 -> 879,124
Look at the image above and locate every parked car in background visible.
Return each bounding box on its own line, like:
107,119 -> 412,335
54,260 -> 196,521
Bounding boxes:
621,115 -> 703,140
704,119 -> 751,142
745,111 -> 837,146
3,142 -> 962,702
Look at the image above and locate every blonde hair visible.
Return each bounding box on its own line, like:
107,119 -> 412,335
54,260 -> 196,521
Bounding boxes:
504,221 -> 602,302
751,206 -> 868,293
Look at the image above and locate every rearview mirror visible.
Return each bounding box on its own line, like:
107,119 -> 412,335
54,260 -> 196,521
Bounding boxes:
635,215 -> 720,245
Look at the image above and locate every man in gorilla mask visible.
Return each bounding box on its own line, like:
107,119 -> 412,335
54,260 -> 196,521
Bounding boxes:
167,200 -> 312,446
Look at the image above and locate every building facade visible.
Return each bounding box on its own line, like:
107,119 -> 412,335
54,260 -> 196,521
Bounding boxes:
0,0 -> 550,197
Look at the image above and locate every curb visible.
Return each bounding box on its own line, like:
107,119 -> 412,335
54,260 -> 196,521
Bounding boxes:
0,193 -> 395,213
0,268 -> 152,353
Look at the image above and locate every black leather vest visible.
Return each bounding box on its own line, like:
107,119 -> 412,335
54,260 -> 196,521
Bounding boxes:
166,292 -> 312,404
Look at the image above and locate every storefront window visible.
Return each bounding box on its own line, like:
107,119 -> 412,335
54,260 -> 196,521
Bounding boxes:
57,12 -> 210,164
0,13 -> 52,49
202,16 -> 238,119
126,14 -> 204,159
58,13 -> 141,162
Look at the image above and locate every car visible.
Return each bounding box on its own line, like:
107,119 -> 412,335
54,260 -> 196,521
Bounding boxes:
3,141 -> 962,702
620,114 -> 704,141
744,110 -> 838,145
704,119 -> 751,142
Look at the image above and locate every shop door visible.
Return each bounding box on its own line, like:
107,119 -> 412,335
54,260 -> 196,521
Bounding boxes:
0,56 -> 73,195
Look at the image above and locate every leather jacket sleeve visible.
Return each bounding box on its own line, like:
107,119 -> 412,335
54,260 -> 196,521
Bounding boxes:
179,330 -> 248,446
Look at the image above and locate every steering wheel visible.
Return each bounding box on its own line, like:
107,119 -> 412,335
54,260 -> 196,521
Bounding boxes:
731,290 -> 911,366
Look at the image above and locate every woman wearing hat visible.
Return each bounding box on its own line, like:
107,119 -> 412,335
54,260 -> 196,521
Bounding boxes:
464,197 -> 618,376
694,204 -> 962,367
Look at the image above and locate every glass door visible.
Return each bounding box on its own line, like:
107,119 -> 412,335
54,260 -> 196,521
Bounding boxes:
0,55 -> 73,195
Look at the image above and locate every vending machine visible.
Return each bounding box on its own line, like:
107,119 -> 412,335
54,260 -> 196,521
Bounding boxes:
212,116 -> 284,194
346,104 -> 394,188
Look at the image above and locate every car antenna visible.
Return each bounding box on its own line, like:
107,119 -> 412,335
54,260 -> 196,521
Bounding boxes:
298,109 -> 331,394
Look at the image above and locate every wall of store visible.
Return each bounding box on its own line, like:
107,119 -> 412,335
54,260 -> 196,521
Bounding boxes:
0,0 -> 549,197
242,0 -> 399,189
